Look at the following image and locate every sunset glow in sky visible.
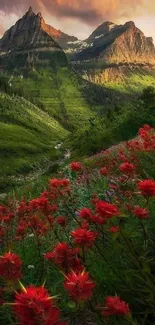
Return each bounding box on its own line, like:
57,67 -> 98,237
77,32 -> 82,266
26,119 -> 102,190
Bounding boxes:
0,0 -> 155,42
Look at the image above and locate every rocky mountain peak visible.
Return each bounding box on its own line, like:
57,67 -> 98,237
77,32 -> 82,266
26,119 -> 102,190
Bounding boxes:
0,7 -> 68,70
37,12 -> 43,19
0,8 -> 62,52
26,6 -> 34,16
86,21 -> 116,43
124,21 -> 135,28
73,20 -> 155,65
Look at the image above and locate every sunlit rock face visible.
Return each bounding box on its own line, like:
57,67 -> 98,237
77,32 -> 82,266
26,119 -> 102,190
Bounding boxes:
0,7 -> 68,70
72,21 -> 155,64
71,21 -> 155,87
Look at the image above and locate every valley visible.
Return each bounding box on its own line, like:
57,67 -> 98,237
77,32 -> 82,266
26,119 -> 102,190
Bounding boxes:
0,5 -> 155,325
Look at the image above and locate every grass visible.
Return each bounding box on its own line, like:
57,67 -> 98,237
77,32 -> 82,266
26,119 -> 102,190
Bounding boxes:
11,67 -> 96,130
0,63 -> 119,192
1,61 -> 154,194
0,127 -> 155,325
0,92 -> 68,191
73,63 -> 155,94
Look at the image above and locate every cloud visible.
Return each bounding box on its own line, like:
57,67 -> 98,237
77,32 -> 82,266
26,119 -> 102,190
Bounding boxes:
0,24 -> 5,37
0,0 -> 153,26
0,0 -> 155,41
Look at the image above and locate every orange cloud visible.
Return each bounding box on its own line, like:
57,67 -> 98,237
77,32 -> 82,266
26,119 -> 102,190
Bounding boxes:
38,0 -> 145,24
0,0 -> 152,25
0,0 -> 155,41
0,24 -> 5,37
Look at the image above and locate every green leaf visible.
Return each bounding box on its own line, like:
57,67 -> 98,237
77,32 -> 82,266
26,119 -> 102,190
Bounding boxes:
67,301 -> 77,309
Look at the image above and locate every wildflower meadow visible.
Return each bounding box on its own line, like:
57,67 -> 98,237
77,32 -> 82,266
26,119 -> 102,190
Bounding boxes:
0,125 -> 155,325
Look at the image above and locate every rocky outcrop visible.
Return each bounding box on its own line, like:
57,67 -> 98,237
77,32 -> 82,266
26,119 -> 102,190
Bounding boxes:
71,21 -> 155,88
0,7 -> 78,54
41,21 -> 78,50
0,7 -> 62,52
73,21 -> 155,64
0,7 -> 67,70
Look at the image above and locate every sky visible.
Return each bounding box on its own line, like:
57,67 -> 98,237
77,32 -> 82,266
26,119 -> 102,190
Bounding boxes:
0,0 -> 155,42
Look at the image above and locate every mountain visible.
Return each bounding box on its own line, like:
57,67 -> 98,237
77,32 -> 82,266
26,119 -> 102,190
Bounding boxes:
71,21 -> 155,91
73,21 -> 155,63
0,8 -> 120,190
0,6 -> 80,58
0,6 -> 68,70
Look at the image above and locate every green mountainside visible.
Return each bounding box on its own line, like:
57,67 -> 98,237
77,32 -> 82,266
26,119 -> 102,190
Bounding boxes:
0,7 -> 155,194
0,91 -> 68,189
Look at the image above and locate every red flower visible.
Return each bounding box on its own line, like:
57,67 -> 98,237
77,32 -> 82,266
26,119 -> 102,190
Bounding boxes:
103,296 -> 130,316
95,201 -> 119,220
0,252 -> 22,281
100,167 -> 108,176
138,180 -> 155,197
70,162 -> 83,172
29,197 -> 51,215
79,208 -> 92,221
44,243 -> 81,272
61,179 -> 70,187
133,207 -> 149,219
71,228 -> 98,248
13,285 -> 67,325
29,216 -> 49,236
120,162 -> 135,175
16,221 -> 28,239
64,270 -> 95,302
56,216 -> 67,227
50,178 -> 70,188
109,226 -> 119,233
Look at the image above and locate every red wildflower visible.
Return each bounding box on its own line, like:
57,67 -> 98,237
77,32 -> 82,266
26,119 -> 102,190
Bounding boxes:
91,214 -> 105,225
100,167 -> 108,176
103,296 -> 130,316
16,221 -> 28,239
61,179 -> 70,187
47,216 -> 55,227
133,207 -> 149,219
71,228 -> 98,248
120,162 -> 135,175
13,285 -> 66,325
56,216 -> 67,227
0,205 -> 9,217
79,208 -> 92,221
95,201 -> 119,220
29,216 -> 49,236
0,252 -> 22,281
44,243 -> 81,272
0,226 -> 5,241
64,270 -> 95,302
50,178 -> 70,188
109,226 -> 119,233
16,200 -> 29,217
138,180 -> 155,197
70,162 -> 83,172
138,124 -> 151,138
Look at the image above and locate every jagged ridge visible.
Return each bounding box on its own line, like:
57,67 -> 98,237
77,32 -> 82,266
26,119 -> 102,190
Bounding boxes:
73,21 -> 155,64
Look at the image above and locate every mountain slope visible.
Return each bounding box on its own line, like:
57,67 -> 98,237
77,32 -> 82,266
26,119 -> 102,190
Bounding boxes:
0,8 -> 121,128
0,8 -> 123,191
74,21 -> 155,63
0,7 -> 68,71
71,21 -> 155,91
0,91 -> 68,189
0,7 -> 78,55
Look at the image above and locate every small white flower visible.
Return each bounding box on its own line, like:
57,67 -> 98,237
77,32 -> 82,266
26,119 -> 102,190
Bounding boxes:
28,233 -> 35,238
28,265 -> 35,269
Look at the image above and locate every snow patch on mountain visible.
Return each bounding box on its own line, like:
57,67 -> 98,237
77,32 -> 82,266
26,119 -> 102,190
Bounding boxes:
95,34 -> 104,39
